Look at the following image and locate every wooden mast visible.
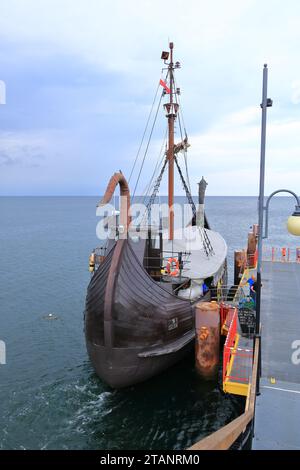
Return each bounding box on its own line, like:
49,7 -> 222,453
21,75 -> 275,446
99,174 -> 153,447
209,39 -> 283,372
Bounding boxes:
167,42 -> 175,240
162,41 -> 179,240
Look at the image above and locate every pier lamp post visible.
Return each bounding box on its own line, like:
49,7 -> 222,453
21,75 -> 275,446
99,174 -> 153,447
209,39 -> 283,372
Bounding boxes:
256,64 -> 272,394
287,203 -> 300,236
263,189 -> 300,239
256,65 -> 300,394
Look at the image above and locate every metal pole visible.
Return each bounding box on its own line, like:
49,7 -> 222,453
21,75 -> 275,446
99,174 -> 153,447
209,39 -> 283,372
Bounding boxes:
168,42 -> 175,241
256,64 -> 271,395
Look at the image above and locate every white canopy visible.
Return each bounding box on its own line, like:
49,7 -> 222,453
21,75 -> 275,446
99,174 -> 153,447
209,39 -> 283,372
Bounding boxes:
162,225 -> 227,281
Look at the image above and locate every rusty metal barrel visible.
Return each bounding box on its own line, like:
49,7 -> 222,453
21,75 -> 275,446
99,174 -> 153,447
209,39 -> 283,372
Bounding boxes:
195,301 -> 220,380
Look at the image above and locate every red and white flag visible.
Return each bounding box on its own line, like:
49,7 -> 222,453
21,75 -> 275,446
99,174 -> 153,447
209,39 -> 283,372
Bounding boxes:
159,79 -> 170,94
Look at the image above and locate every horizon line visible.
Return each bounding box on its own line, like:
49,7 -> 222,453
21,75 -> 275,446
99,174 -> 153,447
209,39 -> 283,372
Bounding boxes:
0,194 -> 296,198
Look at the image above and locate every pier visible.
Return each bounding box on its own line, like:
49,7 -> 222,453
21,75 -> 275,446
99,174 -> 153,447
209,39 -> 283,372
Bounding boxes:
189,254 -> 300,450
253,260 -> 300,449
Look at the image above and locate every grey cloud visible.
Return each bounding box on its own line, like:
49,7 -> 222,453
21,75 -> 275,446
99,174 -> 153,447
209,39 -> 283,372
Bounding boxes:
0,146 -> 45,167
0,152 -> 17,166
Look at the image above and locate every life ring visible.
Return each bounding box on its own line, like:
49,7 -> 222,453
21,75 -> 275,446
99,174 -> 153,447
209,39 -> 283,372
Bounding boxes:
166,257 -> 180,277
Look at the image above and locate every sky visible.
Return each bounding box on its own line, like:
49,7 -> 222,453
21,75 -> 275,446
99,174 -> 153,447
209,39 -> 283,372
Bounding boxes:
0,0 -> 300,196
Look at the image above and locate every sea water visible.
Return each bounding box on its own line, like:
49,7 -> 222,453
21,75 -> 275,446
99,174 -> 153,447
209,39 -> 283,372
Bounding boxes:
0,196 -> 298,450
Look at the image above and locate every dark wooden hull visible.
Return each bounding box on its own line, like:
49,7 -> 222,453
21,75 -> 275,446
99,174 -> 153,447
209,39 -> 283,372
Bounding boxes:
86,338 -> 194,389
84,238 -> 195,388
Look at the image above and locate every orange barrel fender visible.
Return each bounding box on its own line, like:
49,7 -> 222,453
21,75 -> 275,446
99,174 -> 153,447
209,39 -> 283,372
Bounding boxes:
194,301 -> 220,380
166,257 -> 180,277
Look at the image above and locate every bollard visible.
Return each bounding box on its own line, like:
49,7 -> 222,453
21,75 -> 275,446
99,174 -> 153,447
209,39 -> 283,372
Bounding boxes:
253,224 -> 259,238
195,301 -> 220,380
247,232 -> 257,267
234,250 -> 247,285
247,232 -> 257,254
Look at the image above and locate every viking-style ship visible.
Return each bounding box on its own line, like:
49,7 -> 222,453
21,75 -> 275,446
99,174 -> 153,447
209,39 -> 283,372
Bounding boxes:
85,43 -> 227,388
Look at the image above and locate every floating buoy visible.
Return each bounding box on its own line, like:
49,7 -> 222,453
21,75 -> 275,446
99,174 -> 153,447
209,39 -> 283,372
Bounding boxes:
194,301 -> 220,380
43,313 -> 58,320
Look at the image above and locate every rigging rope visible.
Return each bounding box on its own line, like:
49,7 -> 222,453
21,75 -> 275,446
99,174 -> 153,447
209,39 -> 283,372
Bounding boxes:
132,91 -> 164,199
173,76 -> 191,194
173,81 -> 213,257
176,111 -> 191,193
174,75 -> 188,137
144,155 -> 168,225
128,81 -> 160,184
130,68 -> 213,258
141,126 -> 168,202
183,149 -> 191,193
174,155 -> 196,218
130,70 -> 169,193
174,155 -> 214,258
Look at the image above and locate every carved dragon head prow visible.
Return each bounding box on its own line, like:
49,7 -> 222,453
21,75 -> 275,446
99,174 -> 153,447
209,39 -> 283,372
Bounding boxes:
97,172 -> 131,232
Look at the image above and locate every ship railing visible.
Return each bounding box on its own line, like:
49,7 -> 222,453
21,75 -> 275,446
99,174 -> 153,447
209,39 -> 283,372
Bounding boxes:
263,245 -> 300,263
143,251 -> 192,272
153,283 -> 244,304
210,285 -> 243,304
161,250 -> 192,266
94,245 -> 107,266
209,285 -> 227,301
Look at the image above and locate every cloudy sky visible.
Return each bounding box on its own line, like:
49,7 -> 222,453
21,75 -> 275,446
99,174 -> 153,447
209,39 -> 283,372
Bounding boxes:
0,0 -> 300,196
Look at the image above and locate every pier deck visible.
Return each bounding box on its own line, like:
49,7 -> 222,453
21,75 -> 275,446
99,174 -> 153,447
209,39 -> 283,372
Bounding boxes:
253,261 -> 300,450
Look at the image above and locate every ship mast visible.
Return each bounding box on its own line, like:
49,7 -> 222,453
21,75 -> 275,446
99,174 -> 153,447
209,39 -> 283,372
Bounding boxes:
168,43 -> 175,241
163,42 -> 179,240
